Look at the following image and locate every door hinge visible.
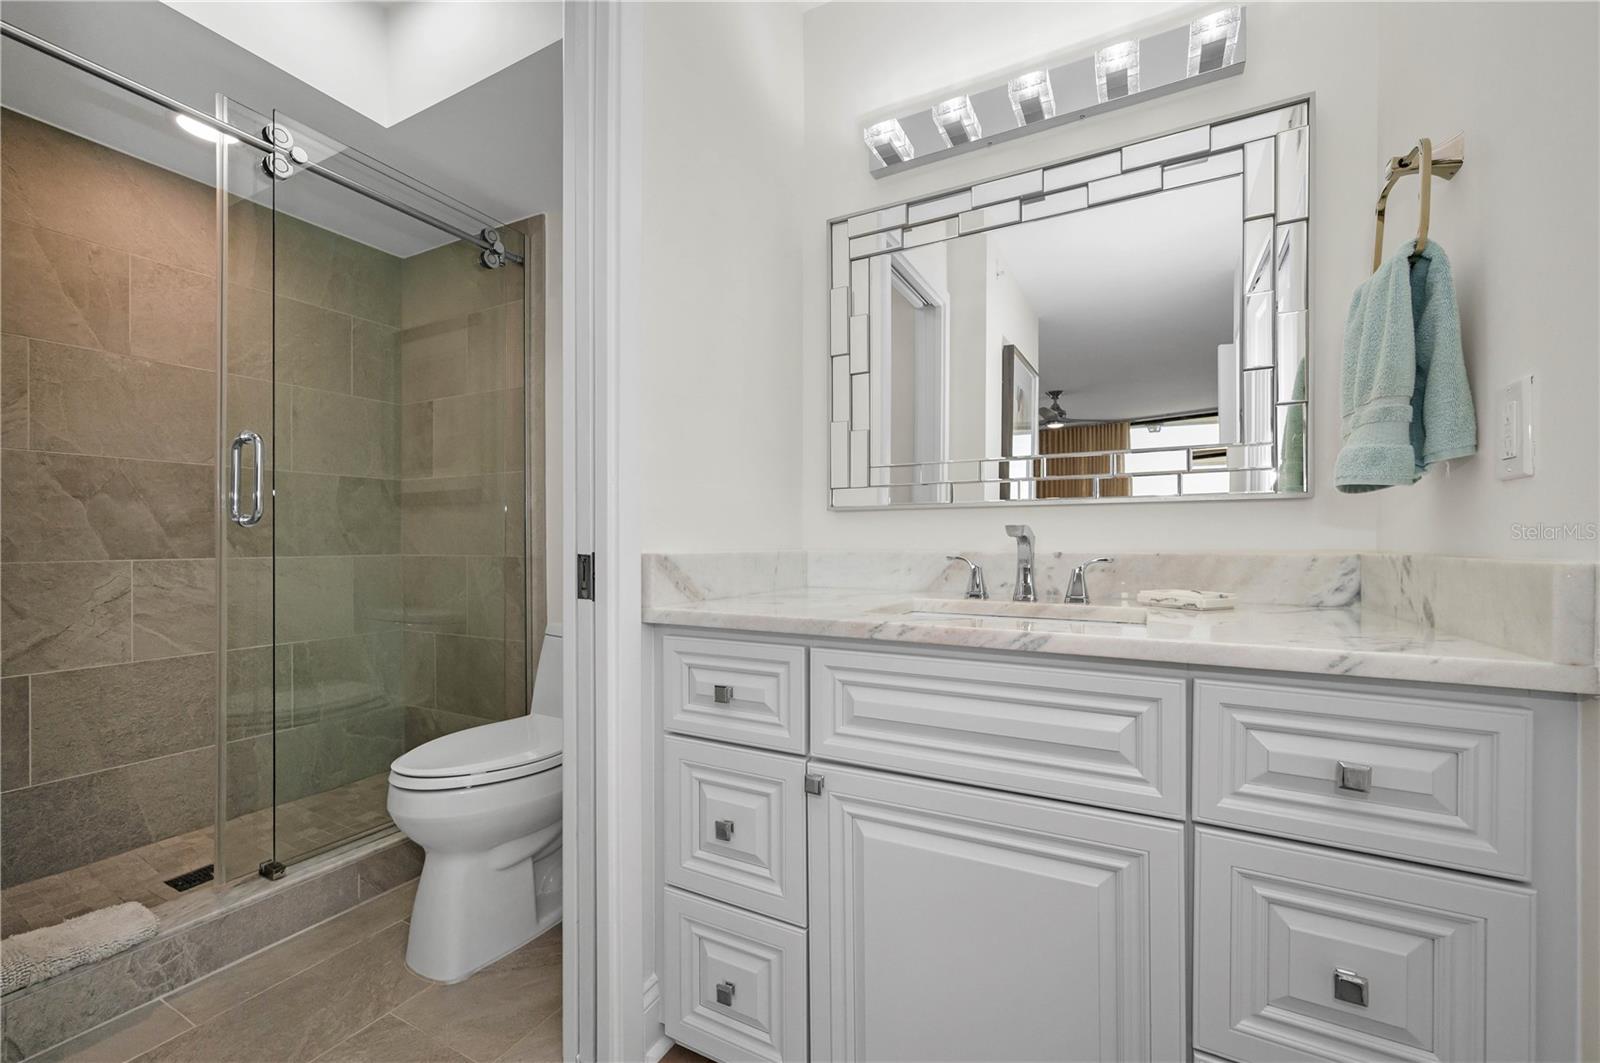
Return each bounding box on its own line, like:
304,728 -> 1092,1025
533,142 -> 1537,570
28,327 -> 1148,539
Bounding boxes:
576,553 -> 596,600
805,773 -> 824,795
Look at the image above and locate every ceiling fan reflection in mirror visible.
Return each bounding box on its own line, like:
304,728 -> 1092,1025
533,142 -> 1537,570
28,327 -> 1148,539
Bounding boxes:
1038,389 -> 1097,429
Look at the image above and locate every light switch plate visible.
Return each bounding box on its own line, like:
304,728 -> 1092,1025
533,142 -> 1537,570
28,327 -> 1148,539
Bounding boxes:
1496,373 -> 1535,480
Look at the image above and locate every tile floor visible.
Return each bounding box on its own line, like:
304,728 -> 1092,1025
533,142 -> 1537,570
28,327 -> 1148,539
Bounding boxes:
24,880 -> 713,1063
2,774 -> 391,938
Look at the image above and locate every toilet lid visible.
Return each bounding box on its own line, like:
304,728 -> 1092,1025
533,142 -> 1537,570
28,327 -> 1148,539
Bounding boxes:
391,715 -> 562,784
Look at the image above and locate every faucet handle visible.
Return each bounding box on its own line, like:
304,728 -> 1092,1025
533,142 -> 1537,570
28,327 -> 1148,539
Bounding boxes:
1065,557 -> 1115,604
945,555 -> 988,600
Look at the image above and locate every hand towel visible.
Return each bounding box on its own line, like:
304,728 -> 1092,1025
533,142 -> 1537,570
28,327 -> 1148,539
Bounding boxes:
1334,240 -> 1475,492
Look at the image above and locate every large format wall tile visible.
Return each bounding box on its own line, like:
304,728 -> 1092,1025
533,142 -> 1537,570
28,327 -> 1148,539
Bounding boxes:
1,221 -> 129,354
400,241 -> 520,329
1,110 -> 215,275
401,555 -> 467,626
2,333 -> 28,448
224,283 -> 273,379
225,557 -> 273,649
28,653 -> 216,782
1,561 -> 130,675
466,556 -> 523,640
400,402 -> 433,478
430,389 -> 523,477
277,297 -> 354,393
129,258 -> 217,370
398,317 -> 470,402
131,559 -> 217,659
1,450 -> 213,562
400,475 -> 515,557
274,472 -> 400,557
275,214 -> 402,327
288,387 -> 398,478
467,300 -> 526,392
434,635 -> 522,720
290,633 -> 400,726
352,320 -> 399,403
226,645 -> 286,741
275,556 -> 357,642
0,745 -> 213,884
1,676 -> 28,792
28,341 -> 214,463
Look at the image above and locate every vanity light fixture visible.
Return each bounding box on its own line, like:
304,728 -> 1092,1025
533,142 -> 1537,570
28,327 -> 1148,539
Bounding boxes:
1007,72 -> 1056,126
1188,7 -> 1242,76
1094,40 -> 1140,102
863,119 -> 915,165
931,95 -> 982,147
860,6 -> 1246,177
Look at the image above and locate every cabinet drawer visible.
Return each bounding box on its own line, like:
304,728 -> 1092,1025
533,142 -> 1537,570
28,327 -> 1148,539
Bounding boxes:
1193,679 -> 1532,878
664,887 -> 807,1063
664,736 -> 807,925
662,634 -> 806,753
811,647 -> 1186,816
1194,828 -> 1534,1063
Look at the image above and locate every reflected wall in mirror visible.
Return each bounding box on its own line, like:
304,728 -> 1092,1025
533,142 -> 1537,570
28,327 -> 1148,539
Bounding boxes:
828,99 -> 1311,508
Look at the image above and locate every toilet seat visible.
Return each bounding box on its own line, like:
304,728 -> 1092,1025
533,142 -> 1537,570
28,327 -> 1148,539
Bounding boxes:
390,715 -> 563,792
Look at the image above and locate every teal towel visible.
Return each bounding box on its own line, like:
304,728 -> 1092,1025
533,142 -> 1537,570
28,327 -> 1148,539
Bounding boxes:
1335,240 -> 1476,492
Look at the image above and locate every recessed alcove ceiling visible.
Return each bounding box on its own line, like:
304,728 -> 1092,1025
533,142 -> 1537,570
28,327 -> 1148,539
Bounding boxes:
0,0 -> 562,256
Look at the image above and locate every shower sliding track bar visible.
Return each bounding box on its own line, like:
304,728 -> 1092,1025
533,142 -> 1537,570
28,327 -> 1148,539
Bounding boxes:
0,19 -> 524,266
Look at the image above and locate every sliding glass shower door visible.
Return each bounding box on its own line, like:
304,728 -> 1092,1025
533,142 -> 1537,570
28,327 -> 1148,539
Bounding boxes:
219,103 -> 532,879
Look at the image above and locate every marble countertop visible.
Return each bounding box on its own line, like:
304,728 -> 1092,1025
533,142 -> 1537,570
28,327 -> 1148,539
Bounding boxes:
643,588 -> 1599,694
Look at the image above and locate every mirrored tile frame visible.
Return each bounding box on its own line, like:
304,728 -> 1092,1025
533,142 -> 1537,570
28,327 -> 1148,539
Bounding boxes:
829,98 -> 1312,509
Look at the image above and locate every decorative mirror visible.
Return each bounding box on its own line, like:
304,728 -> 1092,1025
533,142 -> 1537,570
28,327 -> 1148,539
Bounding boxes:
828,99 -> 1311,508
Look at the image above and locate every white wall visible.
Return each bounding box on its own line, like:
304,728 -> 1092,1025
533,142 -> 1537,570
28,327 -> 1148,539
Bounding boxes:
800,1 -> 1386,553
1370,3 -> 1600,561
637,1 -> 807,552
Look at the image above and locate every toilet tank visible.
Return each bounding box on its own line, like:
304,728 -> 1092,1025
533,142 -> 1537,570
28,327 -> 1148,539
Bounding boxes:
530,626 -> 562,717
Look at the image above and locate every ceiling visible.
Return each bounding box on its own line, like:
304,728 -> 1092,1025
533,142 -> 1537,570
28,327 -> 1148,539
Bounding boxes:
0,1 -> 561,257
989,177 -> 1241,422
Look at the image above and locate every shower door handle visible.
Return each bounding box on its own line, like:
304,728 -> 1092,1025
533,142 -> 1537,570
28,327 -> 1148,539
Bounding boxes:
229,430 -> 264,527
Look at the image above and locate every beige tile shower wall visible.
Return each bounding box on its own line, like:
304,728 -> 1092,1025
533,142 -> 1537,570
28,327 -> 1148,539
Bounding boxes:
1,110 -> 220,885
221,197 -> 407,848
397,217 -> 544,749
0,110 -> 409,886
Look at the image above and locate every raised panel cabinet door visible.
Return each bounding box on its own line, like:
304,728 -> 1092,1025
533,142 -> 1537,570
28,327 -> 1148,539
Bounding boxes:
807,764 -> 1186,1063
811,647 -> 1187,817
664,735 -> 808,925
1194,827 -> 1535,1063
662,633 -> 807,753
1192,678 -> 1533,879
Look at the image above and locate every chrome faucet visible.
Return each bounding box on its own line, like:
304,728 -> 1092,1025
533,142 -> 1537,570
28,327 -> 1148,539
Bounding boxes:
1004,525 -> 1036,602
1065,557 -> 1114,604
945,555 -> 988,600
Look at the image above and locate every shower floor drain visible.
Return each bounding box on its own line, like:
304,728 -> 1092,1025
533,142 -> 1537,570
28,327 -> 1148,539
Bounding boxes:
164,864 -> 215,892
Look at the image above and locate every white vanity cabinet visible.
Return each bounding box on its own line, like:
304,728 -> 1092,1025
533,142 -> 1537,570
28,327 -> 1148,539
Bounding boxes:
651,627 -> 1580,1063
807,764 -> 1186,1062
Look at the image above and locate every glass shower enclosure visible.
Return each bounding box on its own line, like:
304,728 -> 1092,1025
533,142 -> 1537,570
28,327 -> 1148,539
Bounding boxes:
218,102 -> 533,881
0,18 -> 535,918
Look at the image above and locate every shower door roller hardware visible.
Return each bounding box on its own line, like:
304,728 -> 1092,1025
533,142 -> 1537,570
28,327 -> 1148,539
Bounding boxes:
1336,761 -> 1372,793
479,227 -> 507,269
1332,968 -> 1369,1007
713,819 -> 735,842
229,430 -> 264,526
715,981 -> 736,1007
261,126 -> 308,180
805,773 -> 824,795
713,684 -> 735,704
576,553 -> 595,600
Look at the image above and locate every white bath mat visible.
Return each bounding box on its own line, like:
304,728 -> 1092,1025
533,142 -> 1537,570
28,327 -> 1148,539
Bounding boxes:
1,901 -> 158,994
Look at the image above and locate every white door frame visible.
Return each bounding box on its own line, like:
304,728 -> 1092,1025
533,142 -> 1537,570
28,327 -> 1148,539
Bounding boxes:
563,2 -> 646,1061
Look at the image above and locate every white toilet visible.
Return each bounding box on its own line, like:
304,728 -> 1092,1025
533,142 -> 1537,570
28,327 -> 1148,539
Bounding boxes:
388,628 -> 564,983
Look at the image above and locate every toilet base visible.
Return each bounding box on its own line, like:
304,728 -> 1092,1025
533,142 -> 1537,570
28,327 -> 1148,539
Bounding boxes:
405,835 -> 562,983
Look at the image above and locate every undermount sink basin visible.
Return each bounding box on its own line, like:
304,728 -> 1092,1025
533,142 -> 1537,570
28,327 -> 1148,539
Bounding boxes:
881,598 -> 1149,626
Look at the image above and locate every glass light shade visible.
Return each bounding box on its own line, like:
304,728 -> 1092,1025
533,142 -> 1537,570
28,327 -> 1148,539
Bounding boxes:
1007,71 -> 1056,126
175,113 -> 238,145
931,95 -> 982,148
863,119 -> 914,166
1094,41 -> 1141,102
1187,7 -> 1242,75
